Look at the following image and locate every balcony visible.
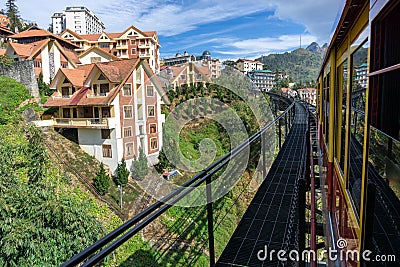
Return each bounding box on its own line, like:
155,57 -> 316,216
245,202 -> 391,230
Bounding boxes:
116,43 -> 128,50
139,53 -> 151,58
138,43 -> 150,49
53,117 -> 116,129
87,92 -> 109,98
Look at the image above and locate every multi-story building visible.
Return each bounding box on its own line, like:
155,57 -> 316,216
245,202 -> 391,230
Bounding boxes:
60,26 -> 160,73
44,59 -> 165,172
51,6 -> 105,35
162,51 -> 194,66
161,62 -> 212,89
281,87 -> 297,98
247,69 -> 274,92
51,12 -> 66,35
7,26 -> 80,83
354,62 -> 368,89
298,88 -> 316,105
161,50 -> 220,79
235,58 -> 263,74
206,58 -> 221,79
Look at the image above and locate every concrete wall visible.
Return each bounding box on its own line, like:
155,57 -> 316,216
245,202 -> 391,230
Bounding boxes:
0,60 -> 40,99
78,128 -> 119,173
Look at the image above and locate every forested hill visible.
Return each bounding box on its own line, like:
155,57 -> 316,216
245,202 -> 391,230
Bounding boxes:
256,43 -> 326,83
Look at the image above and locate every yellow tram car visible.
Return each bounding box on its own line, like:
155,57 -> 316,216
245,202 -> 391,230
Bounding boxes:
317,0 -> 400,266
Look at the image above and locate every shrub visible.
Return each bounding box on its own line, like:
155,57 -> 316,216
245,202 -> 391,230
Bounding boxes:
93,163 -> 110,195
131,148 -> 148,181
115,158 -> 130,186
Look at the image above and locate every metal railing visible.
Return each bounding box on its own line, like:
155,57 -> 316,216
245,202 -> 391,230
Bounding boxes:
54,117 -> 114,128
61,96 -> 296,267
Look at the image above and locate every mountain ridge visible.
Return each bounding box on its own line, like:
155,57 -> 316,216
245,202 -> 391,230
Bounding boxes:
256,42 -> 327,83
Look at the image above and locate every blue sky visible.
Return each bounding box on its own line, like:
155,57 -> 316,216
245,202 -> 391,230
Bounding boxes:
17,0 -> 343,60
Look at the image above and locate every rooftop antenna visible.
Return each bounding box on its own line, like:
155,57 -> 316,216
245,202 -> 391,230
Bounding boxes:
300,34 -> 302,49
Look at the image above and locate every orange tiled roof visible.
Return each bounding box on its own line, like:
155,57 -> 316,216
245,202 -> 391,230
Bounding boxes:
105,32 -> 122,39
9,39 -> 48,58
0,49 -> 5,56
44,59 -> 139,107
79,34 -> 102,42
78,46 -> 120,61
10,28 -> 78,48
95,59 -> 138,83
0,25 -> 14,35
60,69 -> 88,87
143,31 -> 156,37
197,65 -> 211,76
64,50 -> 80,64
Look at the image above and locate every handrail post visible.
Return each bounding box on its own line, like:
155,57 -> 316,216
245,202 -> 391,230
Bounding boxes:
278,118 -> 282,149
262,132 -> 266,178
206,175 -> 215,266
285,113 -> 288,137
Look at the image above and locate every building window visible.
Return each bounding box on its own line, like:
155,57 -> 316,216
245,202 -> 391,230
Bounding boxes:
124,105 -> 133,118
147,105 -> 155,117
180,74 -> 186,80
146,85 -> 154,97
62,86 -> 70,97
131,48 -> 136,55
150,138 -> 158,150
101,129 -> 111,139
100,84 -> 109,95
102,144 -> 112,158
149,123 -> 157,133
130,39 -> 136,45
123,126 -> 132,137
125,142 -> 134,156
123,84 -> 132,96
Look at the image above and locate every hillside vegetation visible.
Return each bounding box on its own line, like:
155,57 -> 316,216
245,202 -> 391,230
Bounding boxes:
0,77 -> 154,266
257,48 -> 324,83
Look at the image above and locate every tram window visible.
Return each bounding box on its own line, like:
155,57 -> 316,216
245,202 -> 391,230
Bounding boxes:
368,1 -> 400,203
338,60 -> 348,175
370,2 -> 400,140
323,73 -> 330,146
348,32 -> 369,215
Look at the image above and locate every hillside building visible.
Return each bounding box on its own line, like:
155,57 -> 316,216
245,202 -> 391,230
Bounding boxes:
60,26 -> 160,73
247,69 -> 274,92
44,59 -> 166,172
298,88 -> 316,105
7,27 -> 80,83
160,62 -> 212,88
235,58 -> 263,74
51,6 -> 105,35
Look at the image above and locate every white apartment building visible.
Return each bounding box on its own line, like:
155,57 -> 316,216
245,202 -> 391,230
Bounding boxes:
235,58 -> 263,74
52,6 -> 105,35
51,13 -> 66,35
247,69 -> 275,92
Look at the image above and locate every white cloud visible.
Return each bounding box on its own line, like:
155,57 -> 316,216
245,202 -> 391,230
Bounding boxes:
19,0 -> 340,41
19,0 -> 275,34
214,34 -> 317,58
271,0 -> 343,42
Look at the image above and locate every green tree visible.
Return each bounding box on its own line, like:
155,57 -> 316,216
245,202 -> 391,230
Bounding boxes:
131,148 -> 148,181
5,0 -> 21,32
38,72 -> 54,97
115,158 -> 130,186
154,148 -> 174,173
25,125 -> 47,185
0,55 -> 12,68
93,163 -> 110,195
